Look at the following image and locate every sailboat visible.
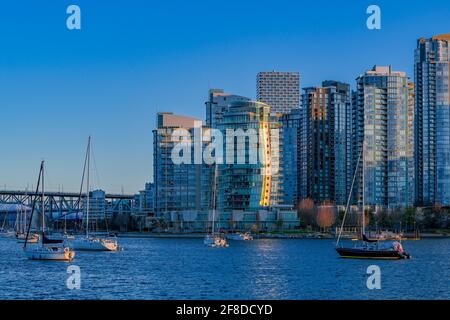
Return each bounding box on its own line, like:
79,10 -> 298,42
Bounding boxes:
70,137 -> 119,251
204,164 -> 228,248
335,141 -> 410,260
24,161 -> 75,261
15,202 -> 39,243
226,232 -> 253,241
0,205 -> 15,238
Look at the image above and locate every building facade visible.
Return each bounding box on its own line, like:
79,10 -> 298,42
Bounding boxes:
205,88 -> 250,128
257,71 -> 300,115
415,34 -> 450,206
134,182 -> 155,215
297,81 -> 352,206
280,108 -> 303,206
217,100 -> 283,212
355,66 -> 414,209
153,112 -> 211,215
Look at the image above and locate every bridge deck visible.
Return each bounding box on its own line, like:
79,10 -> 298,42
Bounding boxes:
0,190 -> 134,200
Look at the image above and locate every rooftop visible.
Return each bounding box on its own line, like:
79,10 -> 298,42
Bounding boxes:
432,33 -> 450,41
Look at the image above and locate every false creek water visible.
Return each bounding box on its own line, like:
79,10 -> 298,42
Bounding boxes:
0,237 -> 448,299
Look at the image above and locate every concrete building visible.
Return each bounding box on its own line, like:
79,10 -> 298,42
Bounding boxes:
257,71 -> 300,115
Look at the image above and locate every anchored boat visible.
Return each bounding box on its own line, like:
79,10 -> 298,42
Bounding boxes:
335,143 -> 410,260
16,232 -> 39,243
23,161 -> 75,262
204,165 -> 228,248
336,235 -> 410,260
69,137 -> 119,252
15,203 -> 39,243
226,232 -> 253,241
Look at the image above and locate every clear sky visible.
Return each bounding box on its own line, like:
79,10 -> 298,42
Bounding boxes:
0,0 -> 449,194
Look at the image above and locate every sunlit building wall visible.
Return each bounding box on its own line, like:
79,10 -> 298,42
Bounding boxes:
217,101 -> 283,212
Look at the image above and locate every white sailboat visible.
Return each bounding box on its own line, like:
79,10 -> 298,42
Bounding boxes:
15,201 -> 39,243
226,232 -> 253,241
204,165 -> 228,248
17,232 -> 39,243
70,137 -> 119,251
24,161 -> 75,261
0,205 -> 15,238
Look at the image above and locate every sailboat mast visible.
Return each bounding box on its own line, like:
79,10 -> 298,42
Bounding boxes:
362,130 -> 366,236
42,161 -> 45,236
24,161 -> 43,249
212,164 -> 217,235
336,148 -> 363,246
63,186 -> 67,234
86,136 -> 91,238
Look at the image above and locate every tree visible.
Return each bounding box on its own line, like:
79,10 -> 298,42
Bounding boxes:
316,201 -> 336,231
401,207 -> 416,231
298,198 -> 316,228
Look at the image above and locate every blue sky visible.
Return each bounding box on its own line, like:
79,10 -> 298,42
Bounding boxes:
0,0 -> 449,194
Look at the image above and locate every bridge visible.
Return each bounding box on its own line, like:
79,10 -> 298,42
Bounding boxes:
0,190 -> 136,220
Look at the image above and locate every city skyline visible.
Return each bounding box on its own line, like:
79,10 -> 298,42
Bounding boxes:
1,0 -> 450,193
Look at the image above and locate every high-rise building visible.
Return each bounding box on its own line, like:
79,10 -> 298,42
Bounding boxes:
415,34 -> 450,206
217,101 -> 283,212
205,89 -> 250,128
153,112 -> 211,215
299,81 -> 352,205
323,81 -> 354,205
280,108 -> 303,206
355,66 -> 414,208
257,71 -> 300,114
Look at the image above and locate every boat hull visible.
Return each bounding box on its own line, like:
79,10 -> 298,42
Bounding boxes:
16,233 -> 39,243
336,247 -> 410,260
226,233 -> 253,241
204,235 -> 229,247
25,246 -> 75,261
0,231 -> 16,238
17,238 -> 39,244
70,237 -> 118,251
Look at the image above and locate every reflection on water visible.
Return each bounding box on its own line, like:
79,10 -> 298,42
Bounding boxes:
0,237 -> 448,299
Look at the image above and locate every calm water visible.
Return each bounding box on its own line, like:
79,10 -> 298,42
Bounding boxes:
0,236 -> 449,300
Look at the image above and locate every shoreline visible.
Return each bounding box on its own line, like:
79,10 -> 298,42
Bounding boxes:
117,232 -> 450,240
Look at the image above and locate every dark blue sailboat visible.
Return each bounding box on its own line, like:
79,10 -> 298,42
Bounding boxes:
335,145 -> 410,260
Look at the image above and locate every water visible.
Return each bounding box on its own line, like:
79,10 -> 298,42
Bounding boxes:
0,236 -> 449,299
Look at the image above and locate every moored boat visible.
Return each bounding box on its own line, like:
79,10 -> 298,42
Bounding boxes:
16,232 -> 39,243
204,165 -> 228,248
23,161 -> 76,262
336,237 -> 410,260
0,229 -> 16,238
335,143 -> 410,260
204,234 -> 229,247
226,232 -> 253,241
71,235 -> 118,251
25,234 -> 75,261
68,137 -> 119,252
